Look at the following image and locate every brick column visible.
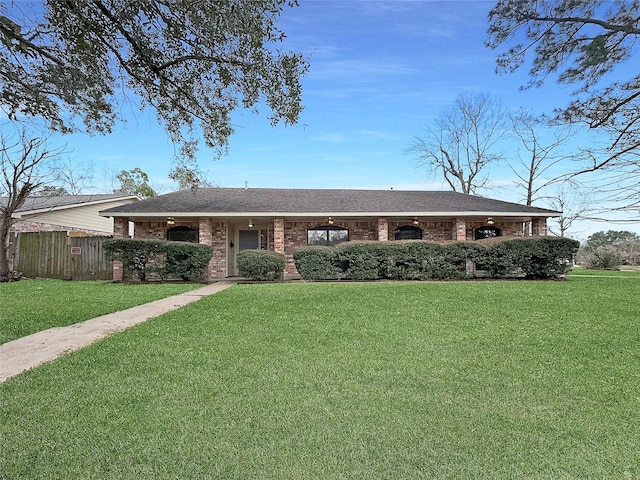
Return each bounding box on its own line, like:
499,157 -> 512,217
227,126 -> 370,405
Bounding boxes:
455,218 -> 467,241
274,218 -> 285,254
532,218 -> 547,236
198,217 -> 212,245
113,217 -> 128,238
274,218 -> 295,277
199,218 -> 214,281
377,217 -> 389,241
112,217 -> 128,281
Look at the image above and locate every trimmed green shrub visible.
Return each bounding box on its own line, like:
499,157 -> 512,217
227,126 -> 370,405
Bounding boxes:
478,237 -> 580,279
444,242 -> 486,279
163,242 -> 213,281
336,242 -> 388,280
386,242 -> 450,280
103,238 -> 166,281
293,237 -> 579,281
237,249 -> 285,281
293,246 -> 341,280
476,241 -> 516,278
103,239 -> 212,282
412,241 -> 456,279
511,237 -> 579,279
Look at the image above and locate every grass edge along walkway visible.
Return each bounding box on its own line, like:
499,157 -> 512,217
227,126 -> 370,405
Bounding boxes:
0,282 -> 233,382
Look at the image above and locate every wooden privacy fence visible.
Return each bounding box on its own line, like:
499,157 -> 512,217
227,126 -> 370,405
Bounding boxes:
10,232 -> 114,281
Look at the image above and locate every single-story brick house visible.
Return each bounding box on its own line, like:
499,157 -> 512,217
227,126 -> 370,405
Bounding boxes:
99,187 -> 561,281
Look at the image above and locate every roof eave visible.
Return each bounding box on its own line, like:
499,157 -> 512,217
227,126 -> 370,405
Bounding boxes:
100,210 -> 561,218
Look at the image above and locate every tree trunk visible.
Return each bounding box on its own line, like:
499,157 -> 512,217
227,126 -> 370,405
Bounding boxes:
0,213 -> 12,281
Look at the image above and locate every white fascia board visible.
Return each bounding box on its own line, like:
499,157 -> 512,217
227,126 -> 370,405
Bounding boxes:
100,210 -> 560,218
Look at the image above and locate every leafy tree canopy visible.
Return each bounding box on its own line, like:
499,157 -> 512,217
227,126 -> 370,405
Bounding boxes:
584,230 -> 640,249
114,168 -> 156,199
0,1 -> 308,159
581,229 -> 640,266
486,1 -> 640,177
33,185 -> 69,196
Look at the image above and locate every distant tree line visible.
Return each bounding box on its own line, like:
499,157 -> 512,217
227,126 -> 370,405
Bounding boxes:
577,231 -> 640,269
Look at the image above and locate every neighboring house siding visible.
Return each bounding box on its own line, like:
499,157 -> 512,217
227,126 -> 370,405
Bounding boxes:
22,206 -> 114,232
11,199 -> 136,235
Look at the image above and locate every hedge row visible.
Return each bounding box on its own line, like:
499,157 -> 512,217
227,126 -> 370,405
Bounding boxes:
294,237 -> 579,281
103,238 -> 213,282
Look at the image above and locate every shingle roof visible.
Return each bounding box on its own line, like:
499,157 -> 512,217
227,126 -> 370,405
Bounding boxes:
1,194 -> 138,213
99,188 -> 560,217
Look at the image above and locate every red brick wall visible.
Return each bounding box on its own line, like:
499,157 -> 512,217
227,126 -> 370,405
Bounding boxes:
388,221 -> 456,241
282,220 -> 379,275
465,220 -> 526,239
134,221 -> 175,239
387,220 -> 527,242
131,219 -> 229,280
531,218 -> 547,236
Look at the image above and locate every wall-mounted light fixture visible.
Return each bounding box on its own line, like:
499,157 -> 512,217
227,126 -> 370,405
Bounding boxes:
248,219 -> 254,228
487,217 -> 495,225
166,217 -> 175,225
412,217 -> 419,226
328,216 -> 334,225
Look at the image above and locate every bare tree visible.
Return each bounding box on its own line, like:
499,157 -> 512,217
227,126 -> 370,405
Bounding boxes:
33,157 -> 95,196
487,0 -> 640,210
409,93 -> 507,195
0,130 -> 65,280
55,157 -> 94,195
544,183 -> 591,238
509,110 -> 575,206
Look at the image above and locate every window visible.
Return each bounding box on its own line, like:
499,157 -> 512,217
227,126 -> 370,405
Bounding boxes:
474,226 -> 501,240
167,226 -> 198,242
394,226 -> 423,240
307,226 -> 349,246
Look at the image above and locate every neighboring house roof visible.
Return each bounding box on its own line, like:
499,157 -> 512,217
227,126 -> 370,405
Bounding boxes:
4,194 -> 139,217
2,194 -> 139,234
99,188 -> 560,218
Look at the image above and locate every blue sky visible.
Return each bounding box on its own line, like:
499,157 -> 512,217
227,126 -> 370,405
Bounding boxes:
50,0 -> 638,239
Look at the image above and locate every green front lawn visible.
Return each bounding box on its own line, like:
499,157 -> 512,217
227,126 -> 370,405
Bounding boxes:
568,267 -> 640,276
0,279 -> 203,344
1,278 -> 639,478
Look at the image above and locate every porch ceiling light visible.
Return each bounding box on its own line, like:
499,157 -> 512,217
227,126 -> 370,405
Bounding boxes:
328,216 -> 334,225
166,217 -> 175,225
248,219 -> 254,228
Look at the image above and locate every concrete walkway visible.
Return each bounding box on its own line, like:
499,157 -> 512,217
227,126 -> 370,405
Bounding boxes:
0,281 -> 234,383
